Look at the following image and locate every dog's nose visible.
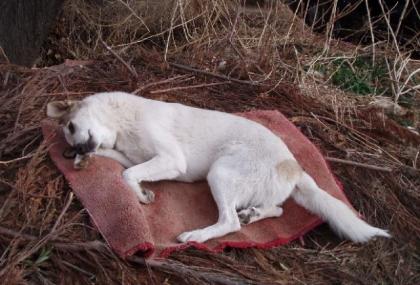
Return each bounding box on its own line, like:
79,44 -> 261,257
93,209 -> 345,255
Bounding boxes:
75,133 -> 96,155
75,143 -> 90,155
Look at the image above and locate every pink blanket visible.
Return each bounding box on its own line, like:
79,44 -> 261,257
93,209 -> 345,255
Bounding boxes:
42,110 -> 352,258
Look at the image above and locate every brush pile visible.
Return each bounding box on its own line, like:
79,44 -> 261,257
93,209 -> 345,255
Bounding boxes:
1,1 -> 419,284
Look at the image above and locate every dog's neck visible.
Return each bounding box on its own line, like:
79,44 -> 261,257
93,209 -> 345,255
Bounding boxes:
91,95 -> 146,147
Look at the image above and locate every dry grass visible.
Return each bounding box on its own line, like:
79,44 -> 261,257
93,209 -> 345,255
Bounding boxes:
1,0 -> 420,284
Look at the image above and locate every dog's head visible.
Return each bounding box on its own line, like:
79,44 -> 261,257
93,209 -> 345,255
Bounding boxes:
47,100 -> 115,154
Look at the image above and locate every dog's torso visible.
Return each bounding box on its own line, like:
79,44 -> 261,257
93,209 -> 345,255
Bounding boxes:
91,92 -> 295,184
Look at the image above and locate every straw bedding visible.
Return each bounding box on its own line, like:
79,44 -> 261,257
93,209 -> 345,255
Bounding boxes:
1,0 -> 419,283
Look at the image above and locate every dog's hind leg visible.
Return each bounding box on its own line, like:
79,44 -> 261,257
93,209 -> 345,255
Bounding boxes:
237,206 -> 283,225
237,159 -> 301,225
177,160 -> 242,243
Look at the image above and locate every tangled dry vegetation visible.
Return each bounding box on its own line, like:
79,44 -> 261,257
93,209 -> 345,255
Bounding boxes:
1,0 -> 419,284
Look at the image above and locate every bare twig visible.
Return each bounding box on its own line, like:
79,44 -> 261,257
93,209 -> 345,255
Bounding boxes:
168,62 -> 267,87
150,82 -> 230,94
164,0 -> 178,61
133,75 -> 191,94
0,225 -> 108,252
395,0 -> 410,41
325,157 -> 393,172
0,47 -> 10,64
100,39 -> 138,79
128,256 -> 254,285
0,226 -> 40,241
364,0 -> 376,64
53,240 -> 108,252
41,91 -> 93,97
61,260 -> 96,278
113,11 -> 206,49
115,0 -> 150,33
50,192 -> 74,233
0,153 -> 34,165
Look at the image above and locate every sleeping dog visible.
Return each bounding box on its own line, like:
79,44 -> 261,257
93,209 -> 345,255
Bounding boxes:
47,92 -> 390,243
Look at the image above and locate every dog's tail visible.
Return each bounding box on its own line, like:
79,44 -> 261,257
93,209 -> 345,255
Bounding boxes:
292,171 -> 390,243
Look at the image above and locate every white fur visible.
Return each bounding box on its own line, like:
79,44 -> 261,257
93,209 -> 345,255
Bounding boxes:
47,92 -> 390,243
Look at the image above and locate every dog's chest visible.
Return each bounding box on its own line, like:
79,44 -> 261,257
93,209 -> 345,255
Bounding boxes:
114,133 -> 155,164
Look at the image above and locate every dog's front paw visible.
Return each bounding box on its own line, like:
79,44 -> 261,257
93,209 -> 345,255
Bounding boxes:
74,154 -> 92,170
139,188 -> 155,204
177,230 -> 207,243
122,170 -> 155,204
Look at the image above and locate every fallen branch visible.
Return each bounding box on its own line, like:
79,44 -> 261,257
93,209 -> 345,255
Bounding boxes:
0,225 -> 41,241
128,256 -> 254,285
0,153 -> 34,165
100,39 -> 138,79
168,62 -> 266,87
150,81 -> 230,94
325,157 -> 393,172
133,75 -> 191,94
0,225 -> 108,252
0,225 -> 253,284
53,240 -> 108,252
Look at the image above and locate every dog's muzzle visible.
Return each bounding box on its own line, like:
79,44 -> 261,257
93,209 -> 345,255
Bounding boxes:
75,133 -> 96,155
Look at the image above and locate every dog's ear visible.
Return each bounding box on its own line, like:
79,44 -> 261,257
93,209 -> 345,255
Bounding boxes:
47,100 -> 79,118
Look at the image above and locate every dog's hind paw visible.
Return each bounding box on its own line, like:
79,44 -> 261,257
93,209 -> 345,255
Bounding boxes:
177,230 -> 207,243
237,207 -> 259,225
238,206 -> 283,225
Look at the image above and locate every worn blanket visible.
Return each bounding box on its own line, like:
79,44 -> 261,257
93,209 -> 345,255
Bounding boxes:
42,110 -> 352,258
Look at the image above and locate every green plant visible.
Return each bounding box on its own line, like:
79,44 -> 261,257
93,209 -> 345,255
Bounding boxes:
329,57 -> 387,95
24,247 -> 53,267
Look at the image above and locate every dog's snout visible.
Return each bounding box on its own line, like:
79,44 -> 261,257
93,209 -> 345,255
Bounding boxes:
75,132 -> 96,154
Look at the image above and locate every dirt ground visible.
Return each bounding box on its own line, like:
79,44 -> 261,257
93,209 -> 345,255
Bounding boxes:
0,1 -> 419,284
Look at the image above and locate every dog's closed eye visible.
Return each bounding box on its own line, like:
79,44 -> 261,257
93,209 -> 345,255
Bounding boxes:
68,121 -> 75,134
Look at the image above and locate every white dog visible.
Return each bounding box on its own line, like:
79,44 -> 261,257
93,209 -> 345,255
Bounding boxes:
47,92 -> 390,243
